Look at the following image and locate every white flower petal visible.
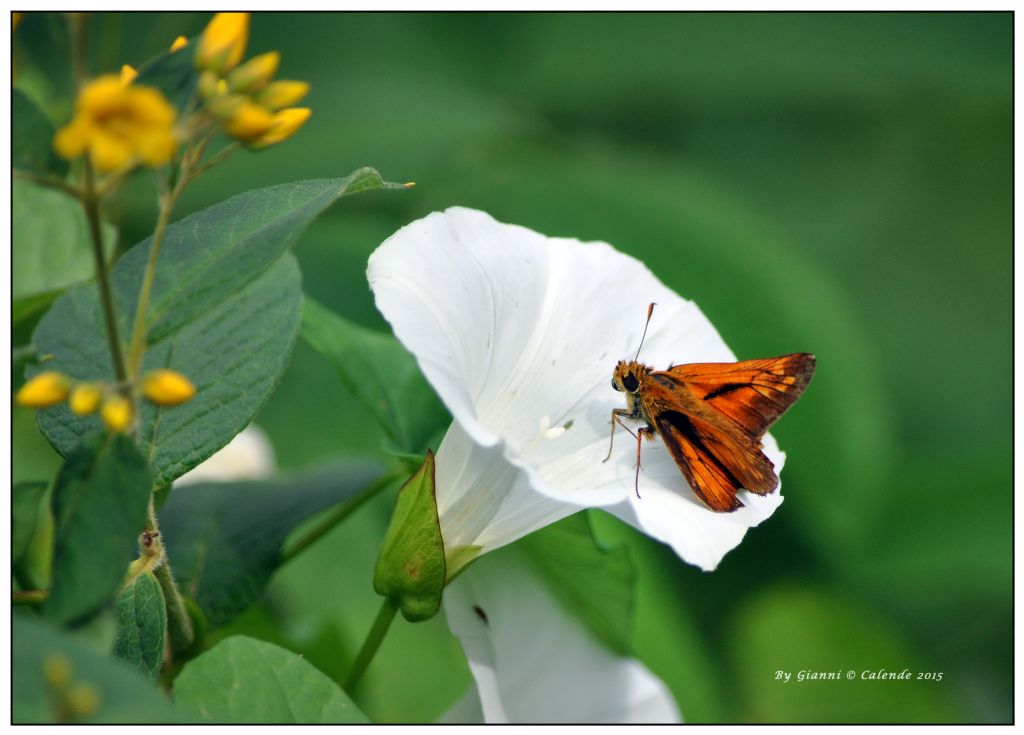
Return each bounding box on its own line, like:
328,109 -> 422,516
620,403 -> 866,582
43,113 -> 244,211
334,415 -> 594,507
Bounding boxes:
442,546 -> 681,724
370,208 -> 788,569
435,421 -> 583,553
174,425 -> 276,486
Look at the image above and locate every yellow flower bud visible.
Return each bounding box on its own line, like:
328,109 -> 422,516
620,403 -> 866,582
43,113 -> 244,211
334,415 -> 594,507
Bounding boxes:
206,92 -> 246,120
250,107 -> 311,149
170,35 -> 188,53
223,100 -> 276,141
119,64 -> 137,85
42,654 -> 73,689
100,395 -> 132,433
197,70 -> 221,99
16,372 -> 70,408
195,12 -> 249,73
227,51 -> 280,94
256,80 -> 310,111
142,369 -> 196,406
69,383 -> 103,416
66,682 -> 101,717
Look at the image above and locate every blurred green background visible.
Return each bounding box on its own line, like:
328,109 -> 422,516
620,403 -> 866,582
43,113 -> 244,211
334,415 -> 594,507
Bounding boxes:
13,12 -> 1011,723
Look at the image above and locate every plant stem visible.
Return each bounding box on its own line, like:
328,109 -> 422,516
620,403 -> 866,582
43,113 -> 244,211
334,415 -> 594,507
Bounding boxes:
125,190 -> 175,378
83,160 -> 127,382
70,13 -> 89,91
343,598 -> 398,692
281,472 -> 399,564
12,590 -> 48,606
145,502 -> 194,657
13,170 -> 83,200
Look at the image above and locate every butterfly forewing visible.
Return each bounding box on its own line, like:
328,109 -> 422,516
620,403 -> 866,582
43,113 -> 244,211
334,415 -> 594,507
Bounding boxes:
657,353 -> 815,438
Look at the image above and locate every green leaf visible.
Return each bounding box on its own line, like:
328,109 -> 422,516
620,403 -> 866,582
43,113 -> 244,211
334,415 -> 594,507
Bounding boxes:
13,615 -> 178,723
13,480 -> 48,565
33,172 -> 401,486
13,180 -> 116,324
373,451 -> 446,621
134,38 -> 197,112
727,585 -> 963,723
13,88 -> 67,176
302,297 -> 449,455
174,636 -> 369,723
113,572 -> 167,680
520,512 -> 635,656
159,459 -> 383,628
42,432 -> 152,626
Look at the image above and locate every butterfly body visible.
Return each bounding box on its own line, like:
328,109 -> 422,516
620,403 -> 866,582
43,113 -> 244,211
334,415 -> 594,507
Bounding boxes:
607,352 -> 816,512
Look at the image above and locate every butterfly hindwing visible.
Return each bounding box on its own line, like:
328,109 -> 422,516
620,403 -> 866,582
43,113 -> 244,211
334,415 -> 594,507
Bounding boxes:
654,410 -> 778,512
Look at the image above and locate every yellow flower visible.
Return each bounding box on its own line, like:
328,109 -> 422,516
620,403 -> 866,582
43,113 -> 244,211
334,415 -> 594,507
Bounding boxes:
142,369 -> 196,406
16,372 -> 70,408
53,76 -> 178,172
257,80 -> 310,111
100,395 -> 133,433
119,64 -> 138,85
223,100 -> 277,141
42,654 -> 73,689
66,683 -> 101,717
251,108 -> 311,149
195,12 -> 249,73
69,383 -> 103,415
227,51 -> 280,94
170,35 -> 188,53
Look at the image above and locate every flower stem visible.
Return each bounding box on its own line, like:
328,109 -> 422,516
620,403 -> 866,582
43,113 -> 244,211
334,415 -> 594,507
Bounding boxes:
125,191 -> 176,379
280,472 -> 399,564
83,160 -> 127,382
343,598 -> 398,692
145,501 -> 194,657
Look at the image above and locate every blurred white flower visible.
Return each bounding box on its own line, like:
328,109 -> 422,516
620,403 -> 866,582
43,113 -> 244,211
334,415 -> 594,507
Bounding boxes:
440,544 -> 680,724
174,424 -> 276,485
368,208 -> 785,571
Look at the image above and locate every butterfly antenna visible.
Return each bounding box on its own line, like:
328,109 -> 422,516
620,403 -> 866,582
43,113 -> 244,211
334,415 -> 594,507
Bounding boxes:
633,302 -> 657,361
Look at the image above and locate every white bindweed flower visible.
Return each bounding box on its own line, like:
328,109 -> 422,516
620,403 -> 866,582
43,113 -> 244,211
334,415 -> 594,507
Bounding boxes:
174,424 -> 276,485
440,545 -> 680,724
368,208 -> 785,571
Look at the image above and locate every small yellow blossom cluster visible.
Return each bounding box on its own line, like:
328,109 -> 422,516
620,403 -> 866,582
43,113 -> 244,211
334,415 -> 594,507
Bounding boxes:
16,369 -> 196,433
43,653 -> 101,722
195,12 -> 311,149
53,75 -> 178,172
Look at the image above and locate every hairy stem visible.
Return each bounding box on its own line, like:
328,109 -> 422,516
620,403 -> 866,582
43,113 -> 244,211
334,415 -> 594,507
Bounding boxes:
343,598 -> 398,692
145,502 -> 194,657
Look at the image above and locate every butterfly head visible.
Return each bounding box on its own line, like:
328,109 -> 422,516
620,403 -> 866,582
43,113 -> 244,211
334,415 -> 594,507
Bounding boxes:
611,360 -> 650,394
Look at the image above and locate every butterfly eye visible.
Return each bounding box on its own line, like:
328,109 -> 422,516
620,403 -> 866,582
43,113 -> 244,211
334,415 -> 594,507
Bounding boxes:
611,378 -> 621,392
622,373 -> 639,392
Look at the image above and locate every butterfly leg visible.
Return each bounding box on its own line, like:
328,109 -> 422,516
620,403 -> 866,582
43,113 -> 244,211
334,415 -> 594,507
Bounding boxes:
603,409 -> 638,463
633,426 -> 655,498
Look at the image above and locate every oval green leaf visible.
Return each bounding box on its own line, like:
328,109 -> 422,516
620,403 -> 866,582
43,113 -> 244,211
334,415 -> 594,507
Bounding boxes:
174,636 -> 369,723
159,459 -> 383,628
113,571 -> 167,680
42,432 -> 153,626
31,172 -> 402,487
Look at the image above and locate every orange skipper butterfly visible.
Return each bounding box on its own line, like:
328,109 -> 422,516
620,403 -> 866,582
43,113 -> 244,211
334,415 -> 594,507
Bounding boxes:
605,303 -> 815,512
